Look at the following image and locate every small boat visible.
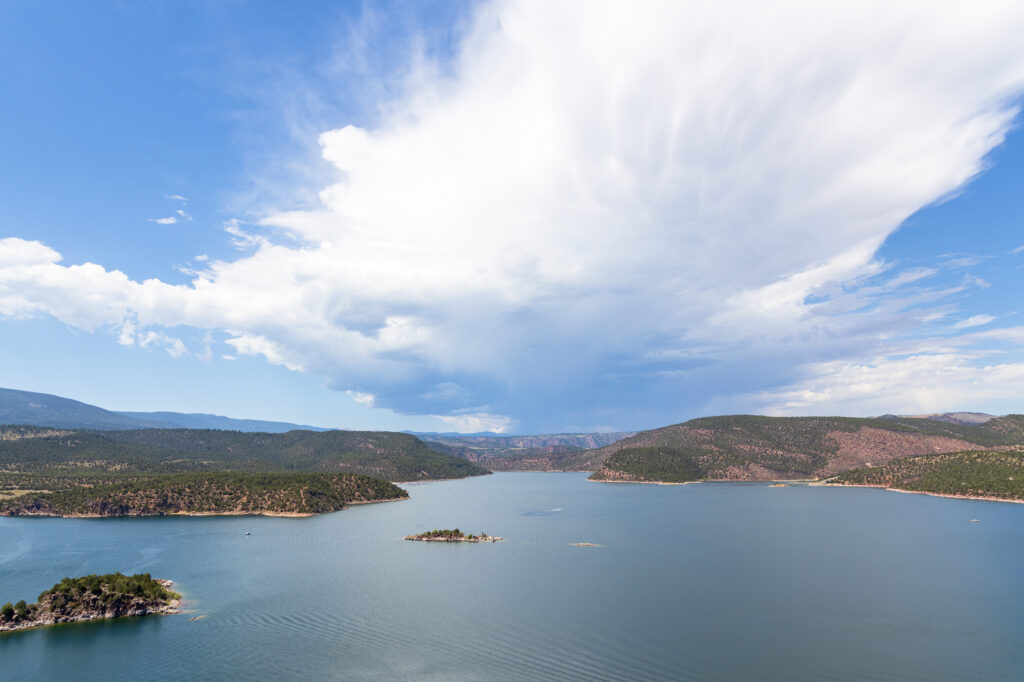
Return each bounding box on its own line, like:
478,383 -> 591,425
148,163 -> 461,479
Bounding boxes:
968,519 -> 980,523
245,531 -> 251,536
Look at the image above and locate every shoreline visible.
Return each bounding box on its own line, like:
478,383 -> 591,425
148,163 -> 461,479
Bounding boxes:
2,495 -> 411,519
0,603 -> 181,634
589,477 -> 815,486
825,483 -> 1024,505
589,478 -> 693,486
0,580 -> 181,635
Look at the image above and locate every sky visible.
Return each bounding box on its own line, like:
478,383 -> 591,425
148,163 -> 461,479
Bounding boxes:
1,0 -> 1024,434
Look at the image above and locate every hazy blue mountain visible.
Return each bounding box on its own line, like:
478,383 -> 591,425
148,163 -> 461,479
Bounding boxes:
0,388 -> 326,432
115,411 -> 327,433
0,388 -> 170,430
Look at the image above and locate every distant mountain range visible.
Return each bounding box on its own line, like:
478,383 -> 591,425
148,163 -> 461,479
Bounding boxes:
415,432 -> 636,461
0,388 -> 327,432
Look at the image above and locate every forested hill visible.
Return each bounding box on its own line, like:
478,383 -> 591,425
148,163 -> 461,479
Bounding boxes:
586,414 -> 1024,482
1,472 -> 407,517
0,426 -> 489,482
829,450 -> 1024,501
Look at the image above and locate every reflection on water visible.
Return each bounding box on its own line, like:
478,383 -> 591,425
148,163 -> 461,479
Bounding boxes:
2,473 -> 1023,681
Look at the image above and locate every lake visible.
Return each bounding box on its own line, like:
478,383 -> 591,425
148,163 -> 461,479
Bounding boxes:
1,473 -> 1023,681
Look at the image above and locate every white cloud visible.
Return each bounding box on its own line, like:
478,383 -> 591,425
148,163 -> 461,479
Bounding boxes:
886,267 -> 938,288
116,320 -> 188,357
953,314 -> 996,329
0,238 -> 61,268
963,274 -> 992,288
225,334 -> 305,372
148,217 -> 178,225
942,254 -> 988,268
3,1 -> 1024,429
751,354 -> 1024,417
165,194 -> 189,202
1011,245 -> 1024,255
346,390 -> 376,407
436,411 -> 514,434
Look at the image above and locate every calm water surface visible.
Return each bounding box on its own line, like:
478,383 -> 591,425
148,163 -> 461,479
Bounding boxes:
1,473 -> 1023,681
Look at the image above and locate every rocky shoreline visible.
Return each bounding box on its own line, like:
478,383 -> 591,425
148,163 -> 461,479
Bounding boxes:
4,495 -> 410,519
823,482 -> 1024,504
1,577 -> 180,634
405,529 -> 503,542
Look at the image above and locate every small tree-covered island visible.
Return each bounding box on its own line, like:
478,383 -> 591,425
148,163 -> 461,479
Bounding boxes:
405,529 -> 503,543
0,573 -> 180,633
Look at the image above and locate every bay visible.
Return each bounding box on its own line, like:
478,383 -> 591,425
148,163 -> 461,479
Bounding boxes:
1,472 -> 1022,681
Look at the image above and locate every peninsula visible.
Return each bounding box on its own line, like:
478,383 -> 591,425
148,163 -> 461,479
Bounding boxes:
1,573 -> 180,633
0,472 -> 408,517
827,450 -> 1024,502
405,529 -> 503,542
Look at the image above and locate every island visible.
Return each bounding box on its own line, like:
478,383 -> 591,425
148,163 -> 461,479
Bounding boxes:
0,472 -> 409,517
1,573 -> 180,633
404,529 -> 503,542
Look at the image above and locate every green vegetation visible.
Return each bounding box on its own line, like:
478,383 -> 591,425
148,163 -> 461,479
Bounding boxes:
0,425 -> 489,481
590,446 -> 707,482
0,472 -> 407,517
404,528 -> 501,542
416,432 -> 634,467
829,450 -> 1024,501
1,573 -> 179,631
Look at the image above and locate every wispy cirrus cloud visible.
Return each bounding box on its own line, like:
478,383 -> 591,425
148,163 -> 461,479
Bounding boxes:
3,1 -> 1024,431
953,314 -> 996,329
148,194 -> 193,225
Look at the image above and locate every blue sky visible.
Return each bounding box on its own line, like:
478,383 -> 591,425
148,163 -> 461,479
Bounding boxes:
2,1 -> 1023,433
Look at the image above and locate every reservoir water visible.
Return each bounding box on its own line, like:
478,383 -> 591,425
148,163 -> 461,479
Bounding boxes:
1,472 -> 1023,681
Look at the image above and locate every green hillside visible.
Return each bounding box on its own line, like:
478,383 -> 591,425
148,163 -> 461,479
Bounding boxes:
829,450 -> 1024,501
1,472 -> 407,517
590,446 -> 707,483
0,425 -> 490,483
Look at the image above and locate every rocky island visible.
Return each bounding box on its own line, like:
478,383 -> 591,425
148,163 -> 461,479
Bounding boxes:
1,573 -> 180,633
405,529 -> 503,542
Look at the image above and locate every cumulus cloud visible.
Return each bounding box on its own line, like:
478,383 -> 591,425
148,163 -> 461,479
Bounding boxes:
346,390 -> 376,407
750,354 -> 1024,417
148,216 -> 178,225
437,411 -> 513,434
3,1 -> 1024,430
